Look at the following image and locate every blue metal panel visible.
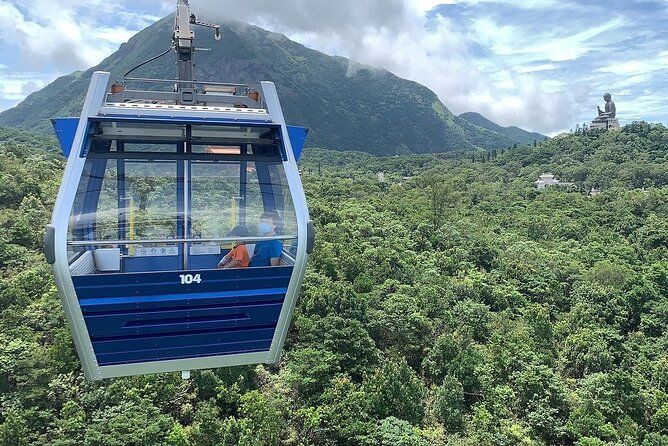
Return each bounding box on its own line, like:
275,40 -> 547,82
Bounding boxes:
287,126 -> 309,161
84,302 -> 283,337
51,118 -> 79,157
79,288 -> 288,313
76,272 -> 290,300
71,267 -> 294,365
124,255 -> 182,273
73,267 -> 293,298
95,332 -> 275,365
189,254 -> 223,270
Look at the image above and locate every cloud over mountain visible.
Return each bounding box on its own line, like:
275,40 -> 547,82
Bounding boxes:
1,0 -> 667,133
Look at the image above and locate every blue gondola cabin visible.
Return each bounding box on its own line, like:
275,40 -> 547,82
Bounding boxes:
45,71 -> 314,380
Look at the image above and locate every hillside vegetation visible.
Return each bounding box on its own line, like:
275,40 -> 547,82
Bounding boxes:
0,16 -> 530,154
0,123 -> 667,445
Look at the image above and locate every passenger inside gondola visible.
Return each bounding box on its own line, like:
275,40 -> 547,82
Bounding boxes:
218,226 -> 251,269
250,212 -> 283,267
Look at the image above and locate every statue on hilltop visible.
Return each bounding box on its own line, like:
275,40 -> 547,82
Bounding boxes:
597,93 -> 616,120
591,93 -> 620,130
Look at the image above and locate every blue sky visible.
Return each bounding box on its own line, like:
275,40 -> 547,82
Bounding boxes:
0,0 -> 666,134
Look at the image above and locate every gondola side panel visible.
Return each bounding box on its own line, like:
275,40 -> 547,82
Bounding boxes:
49,71 -> 112,380
73,267 -> 293,366
260,82 -> 313,364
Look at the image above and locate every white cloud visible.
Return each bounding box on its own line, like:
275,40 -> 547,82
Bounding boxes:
0,0 -> 148,106
515,64 -> 558,73
410,0 -> 454,12
183,0 -> 591,133
474,16 -> 626,63
0,73 -> 47,101
93,26 -> 141,44
460,0 -> 566,7
0,0 -> 105,69
0,0 -> 155,72
598,51 -> 668,75
2,0 -> 666,131
617,94 -> 667,121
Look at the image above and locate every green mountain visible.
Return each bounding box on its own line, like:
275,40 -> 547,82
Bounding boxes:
459,111 -> 547,146
0,16 -> 530,155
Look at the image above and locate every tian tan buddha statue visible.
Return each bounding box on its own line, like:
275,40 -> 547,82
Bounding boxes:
590,93 -> 620,130
595,93 -> 616,122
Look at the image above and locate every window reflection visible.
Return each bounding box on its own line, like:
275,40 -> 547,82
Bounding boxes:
67,123 -> 297,275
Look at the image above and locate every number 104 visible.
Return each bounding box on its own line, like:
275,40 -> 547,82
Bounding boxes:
180,274 -> 202,285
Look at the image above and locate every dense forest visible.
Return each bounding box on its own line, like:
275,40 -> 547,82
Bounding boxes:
0,123 -> 667,445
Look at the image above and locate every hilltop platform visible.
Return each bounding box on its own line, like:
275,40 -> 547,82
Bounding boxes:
590,118 -> 620,131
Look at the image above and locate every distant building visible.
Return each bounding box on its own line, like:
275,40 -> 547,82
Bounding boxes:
535,173 -> 574,190
589,188 -> 602,197
377,172 -> 386,183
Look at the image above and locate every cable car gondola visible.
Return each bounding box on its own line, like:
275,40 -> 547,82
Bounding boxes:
44,0 -> 314,380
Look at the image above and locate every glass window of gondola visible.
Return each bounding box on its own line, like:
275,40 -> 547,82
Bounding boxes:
68,120 -> 297,274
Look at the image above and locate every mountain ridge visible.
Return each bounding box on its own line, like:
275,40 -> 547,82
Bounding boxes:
459,111 -> 547,146
1,16 -> 536,155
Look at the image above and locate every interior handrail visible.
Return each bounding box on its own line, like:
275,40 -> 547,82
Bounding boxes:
67,235 -> 297,247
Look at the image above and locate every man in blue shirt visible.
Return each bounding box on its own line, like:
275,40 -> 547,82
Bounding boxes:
250,212 -> 284,267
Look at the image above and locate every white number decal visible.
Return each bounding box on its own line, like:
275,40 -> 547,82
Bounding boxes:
180,274 -> 202,285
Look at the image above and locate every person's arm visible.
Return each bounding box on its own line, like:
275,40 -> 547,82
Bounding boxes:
269,241 -> 282,266
218,252 -> 231,268
223,259 -> 243,269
